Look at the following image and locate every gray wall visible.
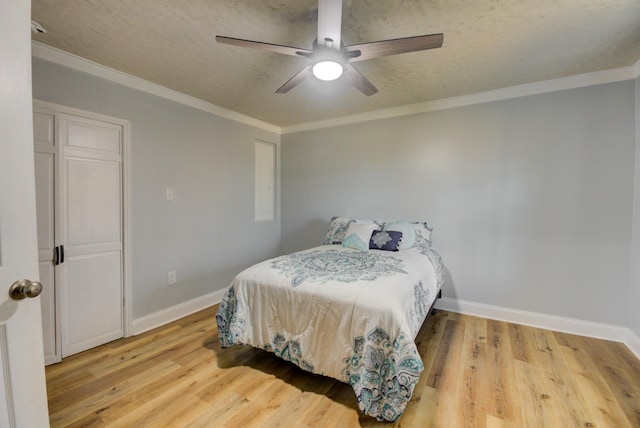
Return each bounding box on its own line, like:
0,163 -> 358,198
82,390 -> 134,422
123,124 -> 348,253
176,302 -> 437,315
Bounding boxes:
630,76 -> 640,336
282,81 -> 635,326
32,58 -> 281,319
32,54 -> 638,331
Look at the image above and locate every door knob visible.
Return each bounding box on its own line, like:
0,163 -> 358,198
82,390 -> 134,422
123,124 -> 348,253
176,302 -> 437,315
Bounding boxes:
8,279 -> 43,300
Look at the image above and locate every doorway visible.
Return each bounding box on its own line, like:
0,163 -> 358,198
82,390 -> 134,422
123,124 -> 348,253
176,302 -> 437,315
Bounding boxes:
34,100 -> 132,364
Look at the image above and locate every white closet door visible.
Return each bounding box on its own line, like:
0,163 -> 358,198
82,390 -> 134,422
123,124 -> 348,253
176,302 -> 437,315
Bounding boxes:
59,113 -> 124,357
33,107 -> 59,364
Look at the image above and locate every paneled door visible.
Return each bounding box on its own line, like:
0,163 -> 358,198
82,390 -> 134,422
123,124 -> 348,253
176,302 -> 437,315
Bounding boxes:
34,106 -> 58,364
0,1 -> 50,425
34,104 -> 126,361
59,113 -> 124,357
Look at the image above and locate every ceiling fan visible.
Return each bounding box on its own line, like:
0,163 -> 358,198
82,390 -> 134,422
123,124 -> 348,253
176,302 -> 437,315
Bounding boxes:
216,0 -> 443,96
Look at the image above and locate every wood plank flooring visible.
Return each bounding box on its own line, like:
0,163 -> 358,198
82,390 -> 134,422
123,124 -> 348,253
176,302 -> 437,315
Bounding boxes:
46,307 -> 640,427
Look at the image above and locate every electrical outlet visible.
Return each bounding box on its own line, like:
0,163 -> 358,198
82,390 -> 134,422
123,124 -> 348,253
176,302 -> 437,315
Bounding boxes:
168,271 -> 177,285
165,187 -> 174,201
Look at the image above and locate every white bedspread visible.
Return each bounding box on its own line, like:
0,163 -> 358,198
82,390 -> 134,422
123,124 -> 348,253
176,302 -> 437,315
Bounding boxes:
216,244 -> 445,421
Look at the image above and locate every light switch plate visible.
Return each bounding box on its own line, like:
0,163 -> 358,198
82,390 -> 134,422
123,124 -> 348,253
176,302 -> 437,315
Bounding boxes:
168,271 -> 177,285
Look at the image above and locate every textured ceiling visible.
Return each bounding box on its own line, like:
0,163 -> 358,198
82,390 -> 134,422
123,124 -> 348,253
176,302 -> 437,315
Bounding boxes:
31,0 -> 640,127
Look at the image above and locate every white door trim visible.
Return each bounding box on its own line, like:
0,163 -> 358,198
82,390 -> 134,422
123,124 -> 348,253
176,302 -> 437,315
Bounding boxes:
33,99 -> 133,339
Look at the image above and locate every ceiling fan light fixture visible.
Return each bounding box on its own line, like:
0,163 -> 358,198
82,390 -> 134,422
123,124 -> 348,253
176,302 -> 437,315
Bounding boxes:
216,0 -> 443,95
312,60 -> 343,81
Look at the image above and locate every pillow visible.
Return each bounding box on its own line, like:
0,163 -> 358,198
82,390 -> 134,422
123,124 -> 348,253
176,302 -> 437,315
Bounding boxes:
383,221 -> 433,249
412,222 -> 433,247
369,230 -> 402,251
342,222 -> 378,251
323,217 -> 355,245
383,221 -> 416,250
323,217 -> 385,245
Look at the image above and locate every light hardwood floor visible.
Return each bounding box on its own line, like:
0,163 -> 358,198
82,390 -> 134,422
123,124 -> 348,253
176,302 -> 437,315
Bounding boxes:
46,307 -> 640,427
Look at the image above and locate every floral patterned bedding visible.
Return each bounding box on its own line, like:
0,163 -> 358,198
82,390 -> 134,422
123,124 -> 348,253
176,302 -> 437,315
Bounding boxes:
216,244 -> 445,422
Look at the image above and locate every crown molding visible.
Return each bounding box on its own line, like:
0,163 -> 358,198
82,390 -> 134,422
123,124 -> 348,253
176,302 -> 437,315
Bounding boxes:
32,41 -> 638,135
31,41 -> 281,134
282,65 -> 636,134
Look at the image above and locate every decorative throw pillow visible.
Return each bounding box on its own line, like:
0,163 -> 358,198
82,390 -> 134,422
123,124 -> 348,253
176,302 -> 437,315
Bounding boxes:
323,217 -> 355,245
383,221 -> 416,250
342,223 -> 378,251
412,222 -> 433,247
369,230 -> 403,251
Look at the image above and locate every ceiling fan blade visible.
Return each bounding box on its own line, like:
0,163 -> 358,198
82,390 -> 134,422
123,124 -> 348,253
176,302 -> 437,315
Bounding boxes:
346,33 -> 443,62
342,63 -> 378,96
216,36 -> 312,57
276,65 -> 313,94
317,0 -> 342,49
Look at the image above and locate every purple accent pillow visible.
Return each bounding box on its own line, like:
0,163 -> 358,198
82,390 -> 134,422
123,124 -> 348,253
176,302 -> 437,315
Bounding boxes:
369,230 -> 403,251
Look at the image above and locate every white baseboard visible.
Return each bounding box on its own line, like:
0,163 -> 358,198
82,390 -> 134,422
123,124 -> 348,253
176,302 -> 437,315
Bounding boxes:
131,288 -> 227,335
434,297 -> 640,360
624,328 -> 640,359
131,292 -> 640,361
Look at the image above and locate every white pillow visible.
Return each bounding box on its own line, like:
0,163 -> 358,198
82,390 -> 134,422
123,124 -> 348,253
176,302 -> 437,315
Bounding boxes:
383,221 -> 416,250
342,222 -> 378,251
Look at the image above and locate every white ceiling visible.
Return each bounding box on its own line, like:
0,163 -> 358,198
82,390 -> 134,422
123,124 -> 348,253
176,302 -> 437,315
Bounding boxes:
31,0 -> 640,127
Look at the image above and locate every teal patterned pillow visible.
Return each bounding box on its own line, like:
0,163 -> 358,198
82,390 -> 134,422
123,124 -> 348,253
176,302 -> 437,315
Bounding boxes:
323,217 -> 385,245
342,223 -> 378,251
323,217 -> 355,245
413,222 -> 433,247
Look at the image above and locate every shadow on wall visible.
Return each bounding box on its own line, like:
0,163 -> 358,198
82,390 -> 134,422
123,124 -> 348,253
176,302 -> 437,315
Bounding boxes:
442,266 -> 457,301
283,219 -> 330,254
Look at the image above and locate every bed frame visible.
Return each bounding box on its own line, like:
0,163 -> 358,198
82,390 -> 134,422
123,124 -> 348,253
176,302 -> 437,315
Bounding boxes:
429,289 -> 442,315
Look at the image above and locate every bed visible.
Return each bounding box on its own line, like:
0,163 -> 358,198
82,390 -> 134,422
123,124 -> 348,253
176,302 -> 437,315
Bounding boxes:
216,218 -> 445,421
